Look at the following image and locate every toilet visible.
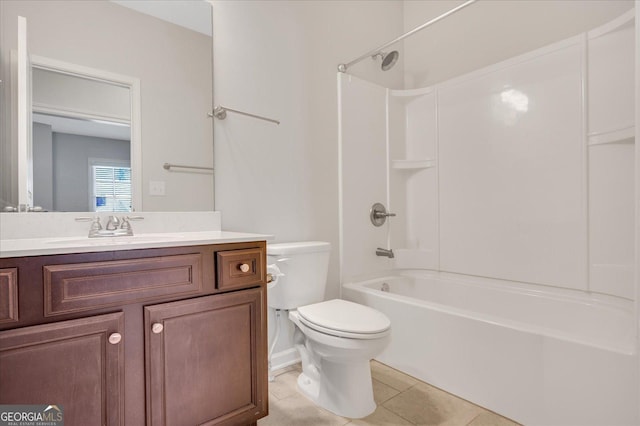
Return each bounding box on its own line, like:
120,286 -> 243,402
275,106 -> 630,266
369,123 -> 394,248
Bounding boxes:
267,241 -> 391,419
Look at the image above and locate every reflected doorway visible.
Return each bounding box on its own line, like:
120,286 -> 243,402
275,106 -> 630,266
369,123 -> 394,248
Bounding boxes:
27,55 -> 141,212
32,112 -> 131,212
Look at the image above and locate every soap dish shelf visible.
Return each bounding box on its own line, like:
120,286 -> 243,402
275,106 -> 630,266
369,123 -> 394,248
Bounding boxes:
391,159 -> 435,170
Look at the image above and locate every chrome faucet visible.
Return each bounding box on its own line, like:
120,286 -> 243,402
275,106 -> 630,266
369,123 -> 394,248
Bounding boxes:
76,215 -> 144,237
376,247 -> 394,258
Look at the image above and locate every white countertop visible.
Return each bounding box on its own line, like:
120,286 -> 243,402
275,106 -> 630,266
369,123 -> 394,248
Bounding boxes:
0,231 -> 272,258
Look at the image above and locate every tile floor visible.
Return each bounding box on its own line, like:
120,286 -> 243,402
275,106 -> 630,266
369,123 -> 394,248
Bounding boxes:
258,361 -> 521,426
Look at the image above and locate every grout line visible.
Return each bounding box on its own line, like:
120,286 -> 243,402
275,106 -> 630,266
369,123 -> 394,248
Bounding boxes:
466,413 -> 482,426
380,398 -> 418,425
372,379 -> 397,402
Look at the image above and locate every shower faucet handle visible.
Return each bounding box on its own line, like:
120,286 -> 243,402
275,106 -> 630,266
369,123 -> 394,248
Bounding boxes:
370,202 -> 395,227
374,211 -> 396,218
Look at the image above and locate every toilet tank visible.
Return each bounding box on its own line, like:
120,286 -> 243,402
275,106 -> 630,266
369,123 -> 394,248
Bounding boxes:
267,241 -> 331,310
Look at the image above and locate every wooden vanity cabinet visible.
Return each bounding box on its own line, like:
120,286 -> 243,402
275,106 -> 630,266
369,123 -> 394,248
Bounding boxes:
146,288 -> 264,425
0,312 -> 125,426
0,241 -> 268,426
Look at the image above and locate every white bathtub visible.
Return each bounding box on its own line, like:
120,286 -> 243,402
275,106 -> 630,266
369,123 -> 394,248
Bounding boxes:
343,270 -> 638,426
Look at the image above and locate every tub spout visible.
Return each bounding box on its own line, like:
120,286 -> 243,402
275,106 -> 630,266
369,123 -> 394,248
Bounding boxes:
376,247 -> 394,258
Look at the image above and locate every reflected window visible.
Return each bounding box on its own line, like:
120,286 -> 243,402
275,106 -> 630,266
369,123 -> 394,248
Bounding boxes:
92,163 -> 131,212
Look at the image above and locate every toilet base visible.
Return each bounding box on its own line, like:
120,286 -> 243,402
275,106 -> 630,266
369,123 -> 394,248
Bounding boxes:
297,359 -> 376,419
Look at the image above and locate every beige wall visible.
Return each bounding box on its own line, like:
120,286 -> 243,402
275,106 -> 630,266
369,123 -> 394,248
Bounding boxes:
403,0 -> 633,88
213,0 -> 404,357
214,0 -> 404,298
0,0 -> 213,211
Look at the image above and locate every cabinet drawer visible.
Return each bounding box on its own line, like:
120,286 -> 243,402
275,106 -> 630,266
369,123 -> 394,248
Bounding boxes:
217,248 -> 265,291
44,254 -> 202,316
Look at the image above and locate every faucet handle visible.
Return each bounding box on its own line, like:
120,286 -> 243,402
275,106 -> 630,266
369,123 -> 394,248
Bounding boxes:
370,202 -> 395,227
121,216 -> 143,228
76,216 -> 102,234
75,216 -> 94,221
89,217 -> 102,232
76,216 -> 101,226
120,216 -> 143,234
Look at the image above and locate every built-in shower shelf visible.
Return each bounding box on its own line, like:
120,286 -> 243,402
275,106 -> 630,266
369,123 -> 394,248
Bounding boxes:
391,159 -> 435,170
389,87 -> 434,98
588,125 -> 634,146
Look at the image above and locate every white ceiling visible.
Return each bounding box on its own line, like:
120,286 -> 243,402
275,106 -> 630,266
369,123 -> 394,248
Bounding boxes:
33,113 -> 131,141
110,0 -> 212,36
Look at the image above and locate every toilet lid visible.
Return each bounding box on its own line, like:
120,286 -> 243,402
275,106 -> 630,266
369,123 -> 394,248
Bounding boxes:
297,299 -> 390,337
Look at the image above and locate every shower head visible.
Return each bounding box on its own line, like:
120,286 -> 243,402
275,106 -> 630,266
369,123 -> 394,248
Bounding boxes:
372,50 -> 399,71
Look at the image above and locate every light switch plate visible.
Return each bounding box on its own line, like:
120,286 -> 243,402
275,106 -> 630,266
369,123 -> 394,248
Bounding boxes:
149,180 -> 165,196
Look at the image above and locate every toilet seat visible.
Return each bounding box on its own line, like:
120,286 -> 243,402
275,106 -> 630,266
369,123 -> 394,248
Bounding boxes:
297,299 -> 390,340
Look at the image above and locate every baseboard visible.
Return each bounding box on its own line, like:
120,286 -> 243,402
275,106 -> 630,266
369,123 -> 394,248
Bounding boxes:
270,348 -> 300,372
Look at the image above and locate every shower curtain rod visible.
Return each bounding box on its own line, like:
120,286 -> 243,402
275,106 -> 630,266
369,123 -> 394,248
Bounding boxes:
337,0 -> 477,73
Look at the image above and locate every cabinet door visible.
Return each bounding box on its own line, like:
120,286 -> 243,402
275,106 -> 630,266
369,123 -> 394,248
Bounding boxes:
0,312 -> 124,426
145,288 -> 267,426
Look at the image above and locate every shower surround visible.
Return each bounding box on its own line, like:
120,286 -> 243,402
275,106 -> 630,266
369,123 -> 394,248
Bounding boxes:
339,10 -> 637,425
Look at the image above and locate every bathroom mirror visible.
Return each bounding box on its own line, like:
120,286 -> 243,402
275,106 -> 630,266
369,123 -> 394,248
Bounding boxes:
0,0 -> 214,212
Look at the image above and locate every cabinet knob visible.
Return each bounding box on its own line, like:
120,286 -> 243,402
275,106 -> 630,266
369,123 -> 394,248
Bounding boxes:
108,333 -> 122,345
239,263 -> 250,273
151,323 -> 164,334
